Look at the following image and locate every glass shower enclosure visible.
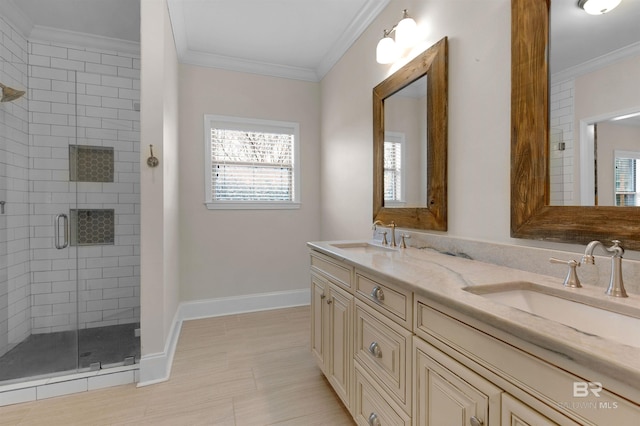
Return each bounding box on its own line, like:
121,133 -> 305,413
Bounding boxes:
0,30 -> 141,385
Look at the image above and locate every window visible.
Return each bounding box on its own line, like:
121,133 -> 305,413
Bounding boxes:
384,132 -> 405,205
615,150 -> 640,206
204,115 -> 300,209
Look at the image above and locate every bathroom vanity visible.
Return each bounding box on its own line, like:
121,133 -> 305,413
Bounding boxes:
309,241 -> 640,425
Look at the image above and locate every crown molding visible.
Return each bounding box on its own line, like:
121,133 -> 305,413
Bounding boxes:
315,0 -> 390,79
552,41 -> 640,83
29,25 -> 140,56
169,0 -> 389,82
180,49 -> 320,82
0,0 -> 139,56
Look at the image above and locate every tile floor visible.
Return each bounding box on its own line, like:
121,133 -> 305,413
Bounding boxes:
0,307 -> 354,425
0,324 -> 140,383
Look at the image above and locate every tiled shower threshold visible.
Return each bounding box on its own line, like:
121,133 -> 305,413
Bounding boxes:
0,364 -> 139,407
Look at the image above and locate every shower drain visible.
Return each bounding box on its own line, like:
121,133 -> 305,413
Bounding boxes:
80,351 -> 92,357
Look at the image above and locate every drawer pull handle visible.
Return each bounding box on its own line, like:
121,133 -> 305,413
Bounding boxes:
470,416 -> 483,426
368,412 -> 381,426
368,342 -> 382,358
371,286 -> 385,301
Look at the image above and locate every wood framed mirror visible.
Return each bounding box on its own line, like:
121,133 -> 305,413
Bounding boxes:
373,37 -> 448,230
511,0 -> 640,250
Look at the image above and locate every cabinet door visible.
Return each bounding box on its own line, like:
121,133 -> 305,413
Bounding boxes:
414,338 -> 501,426
310,273 -> 327,370
326,282 -> 352,408
501,394 -> 579,426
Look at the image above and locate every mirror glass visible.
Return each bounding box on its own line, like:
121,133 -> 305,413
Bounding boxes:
383,75 -> 428,208
549,1 -> 640,206
373,37 -> 448,231
511,0 -> 640,250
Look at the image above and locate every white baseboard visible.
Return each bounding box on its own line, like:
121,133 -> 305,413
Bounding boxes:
178,288 -> 310,321
137,288 -> 310,386
137,309 -> 182,387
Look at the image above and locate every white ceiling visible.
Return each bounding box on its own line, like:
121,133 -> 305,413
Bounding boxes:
11,0 -> 389,82
8,0 -> 640,83
550,0 -> 640,75
166,0 -> 389,81
11,0 -> 141,43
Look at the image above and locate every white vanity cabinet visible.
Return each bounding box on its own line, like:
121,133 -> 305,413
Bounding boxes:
353,270 -> 414,420
309,246 -> 640,425
413,336 -> 502,425
414,296 -> 636,426
310,252 -> 354,411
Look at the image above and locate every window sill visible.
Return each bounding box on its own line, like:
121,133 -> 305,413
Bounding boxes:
204,202 -> 301,210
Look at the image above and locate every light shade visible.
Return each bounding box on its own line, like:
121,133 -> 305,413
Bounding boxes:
578,0 -> 622,15
395,11 -> 417,48
376,35 -> 398,64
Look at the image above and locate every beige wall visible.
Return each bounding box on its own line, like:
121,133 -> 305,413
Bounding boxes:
320,0 -> 512,242
595,122 -> 640,205
575,55 -> 640,121
140,0 -> 180,358
177,65 -> 321,301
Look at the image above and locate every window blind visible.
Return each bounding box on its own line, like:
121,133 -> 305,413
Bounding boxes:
384,141 -> 402,201
210,128 -> 295,202
615,157 -> 638,206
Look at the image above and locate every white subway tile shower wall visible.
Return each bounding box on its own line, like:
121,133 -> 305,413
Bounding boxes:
0,16 -> 31,357
549,79 -> 575,205
27,40 -> 140,334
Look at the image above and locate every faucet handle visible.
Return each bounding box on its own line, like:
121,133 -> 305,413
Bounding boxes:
400,234 -> 411,248
379,231 -> 388,246
549,258 -> 582,288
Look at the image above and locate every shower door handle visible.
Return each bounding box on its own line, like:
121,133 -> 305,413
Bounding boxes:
55,213 -> 69,249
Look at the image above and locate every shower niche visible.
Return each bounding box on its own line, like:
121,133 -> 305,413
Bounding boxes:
70,209 -> 115,246
69,145 -> 116,247
69,145 -> 114,183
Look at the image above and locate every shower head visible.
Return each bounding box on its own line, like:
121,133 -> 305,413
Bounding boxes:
0,83 -> 26,102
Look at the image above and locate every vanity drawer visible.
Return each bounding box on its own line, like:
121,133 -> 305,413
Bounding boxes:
354,363 -> 411,426
355,301 -> 412,412
310,251 -> 352,290
355,272 -> 412,329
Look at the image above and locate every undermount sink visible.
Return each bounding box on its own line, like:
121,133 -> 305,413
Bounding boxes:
465,282 -> 640,348
330,242 -> 397,254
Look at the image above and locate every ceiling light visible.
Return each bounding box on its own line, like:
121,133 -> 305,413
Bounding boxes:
376,9 -> 419,64
578,0 -> 622,15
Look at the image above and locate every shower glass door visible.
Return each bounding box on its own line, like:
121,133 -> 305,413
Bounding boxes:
1,12 -> 141,386
72,69 -> 140,370
1,42 -> 140,387
0,70 -> 80,384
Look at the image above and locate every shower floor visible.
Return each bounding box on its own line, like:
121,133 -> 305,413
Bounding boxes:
0,323 -> 140,383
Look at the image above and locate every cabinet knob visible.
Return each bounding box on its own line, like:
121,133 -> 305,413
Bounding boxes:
368,342 -> 382,358
320,293 -> 326,299
368,412 -> 381,426
371,286 -> 385,301
470,416 -> 483,426
326,299 -> 332,305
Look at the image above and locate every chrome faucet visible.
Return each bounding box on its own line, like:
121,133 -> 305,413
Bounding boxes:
582,240 -> 628,297
372,220 -> 397,247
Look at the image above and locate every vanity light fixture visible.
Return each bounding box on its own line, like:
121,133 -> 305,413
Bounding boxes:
376,9 -> 418,64
578,0 -> 622,15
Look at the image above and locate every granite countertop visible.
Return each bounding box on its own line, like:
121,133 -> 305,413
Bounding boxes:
308,240 -> 640,400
